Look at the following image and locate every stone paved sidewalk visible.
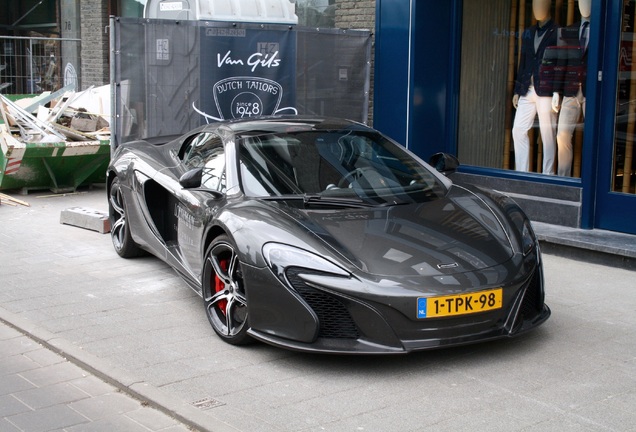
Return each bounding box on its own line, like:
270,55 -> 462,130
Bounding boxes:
1,187 -> 635,432
0,320 -> 191,432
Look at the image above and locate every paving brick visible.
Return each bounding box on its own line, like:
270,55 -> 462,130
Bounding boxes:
68,392 -> 144,421
23,347 -> 66,367
69,375 -> 116,397
155,425 -> 193,432
64,415 -> 161,432
18,362 -> 88,388
0,336 -> 40,357
0,418 -> 20,431
0,373 -> 37,396
0,394 -> 31,417
0,325 -> 21,340
13,382 -> 91,410
6,404 -> 90,431
124,407 -> 181,430
0,355 -> 41,377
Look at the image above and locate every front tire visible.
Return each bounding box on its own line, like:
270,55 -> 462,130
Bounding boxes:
202,235 -> 252,345
108,177 -> 144,258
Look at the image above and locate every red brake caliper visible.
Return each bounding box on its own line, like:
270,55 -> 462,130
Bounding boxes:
214,258 -> 229,314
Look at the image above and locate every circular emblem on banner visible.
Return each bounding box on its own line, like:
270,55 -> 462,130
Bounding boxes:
231,92 -> 263,119
64,62 -> 78,87
212,77 -> 284,120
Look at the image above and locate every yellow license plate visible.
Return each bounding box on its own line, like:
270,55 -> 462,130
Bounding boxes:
417,288 -> 503,319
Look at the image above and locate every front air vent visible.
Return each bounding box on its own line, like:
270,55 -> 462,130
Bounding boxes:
512,268 -> 544,332
286,269 -> 359,339
519,269 -> 543,318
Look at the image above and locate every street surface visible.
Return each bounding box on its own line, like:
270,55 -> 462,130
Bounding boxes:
1,187 -> 635,431
0,320 -> 191,431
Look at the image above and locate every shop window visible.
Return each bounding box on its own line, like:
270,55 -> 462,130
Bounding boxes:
613,0 -> 636,194
458,0 -> 591,178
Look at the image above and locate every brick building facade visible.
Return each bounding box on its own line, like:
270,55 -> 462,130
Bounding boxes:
79,0 -> 110,89
335,0 -> 375,28
335,0 -> 376,124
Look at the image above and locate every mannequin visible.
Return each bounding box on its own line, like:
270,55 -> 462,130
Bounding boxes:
512,0 -> 559,174
552,0 -> 591,177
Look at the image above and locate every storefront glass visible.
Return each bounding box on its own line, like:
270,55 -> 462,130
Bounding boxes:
457,0 -> 592,178
613,0 -> 636,194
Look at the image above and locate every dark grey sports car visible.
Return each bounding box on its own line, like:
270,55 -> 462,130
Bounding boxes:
107,116 -> 550,354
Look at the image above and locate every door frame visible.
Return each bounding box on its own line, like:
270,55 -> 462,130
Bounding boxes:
587,0 -> 636,234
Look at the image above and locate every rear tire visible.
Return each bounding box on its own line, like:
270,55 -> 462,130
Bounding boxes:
202,235 -> 252,345
108,177 -> 145,258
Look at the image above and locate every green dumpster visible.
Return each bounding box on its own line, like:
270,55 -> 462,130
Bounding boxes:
0,129 -> 110,194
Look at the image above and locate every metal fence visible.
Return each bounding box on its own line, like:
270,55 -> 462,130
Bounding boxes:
0,36 -> 81,95
111,18 -> 372,148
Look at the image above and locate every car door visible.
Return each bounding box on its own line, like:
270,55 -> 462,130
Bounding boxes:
170,132 -> 227,285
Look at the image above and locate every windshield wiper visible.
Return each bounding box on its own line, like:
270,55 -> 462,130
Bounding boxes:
258,194 -> 379,208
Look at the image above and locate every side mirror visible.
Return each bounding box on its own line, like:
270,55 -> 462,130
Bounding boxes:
429,152 -> 460,175
179,167 -> 225,199
179,167 -> 203,189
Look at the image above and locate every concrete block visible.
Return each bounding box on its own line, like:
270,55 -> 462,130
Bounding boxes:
60,207 -> 110,234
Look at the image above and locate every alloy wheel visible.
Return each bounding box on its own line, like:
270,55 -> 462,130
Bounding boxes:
203,237 -> 250,344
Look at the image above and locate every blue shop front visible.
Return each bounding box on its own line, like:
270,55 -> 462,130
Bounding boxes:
374,0 -> 636,235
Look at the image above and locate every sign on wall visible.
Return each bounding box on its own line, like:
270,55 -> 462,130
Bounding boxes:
196,27 -> 297,122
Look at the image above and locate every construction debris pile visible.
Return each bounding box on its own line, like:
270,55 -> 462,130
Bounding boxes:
0,84 -> 111,193
0,83 -> 110,143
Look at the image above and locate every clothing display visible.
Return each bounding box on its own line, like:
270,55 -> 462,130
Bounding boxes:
513,20 -> 559,97
513,86 -> 557,173
513,19 -> 559,174
556,88 -> 586,176
554,20 -> 590,177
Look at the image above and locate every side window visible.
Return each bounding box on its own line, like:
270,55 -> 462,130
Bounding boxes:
179,134 -> 203,162
182,133 -> 226,192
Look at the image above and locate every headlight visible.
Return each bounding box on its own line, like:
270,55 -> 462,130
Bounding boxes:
521,220 -> 536,256
263,243 -> 349,283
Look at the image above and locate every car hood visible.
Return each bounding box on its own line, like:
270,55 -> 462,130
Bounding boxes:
276,186 -> 515,277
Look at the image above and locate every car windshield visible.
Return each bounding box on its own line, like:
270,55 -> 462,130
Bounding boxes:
237,128 -> 448,205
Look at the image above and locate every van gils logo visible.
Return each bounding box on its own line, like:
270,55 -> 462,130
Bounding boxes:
217,47 -> 281,72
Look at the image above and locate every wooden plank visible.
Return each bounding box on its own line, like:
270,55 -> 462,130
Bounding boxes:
0,192 -> 30,207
